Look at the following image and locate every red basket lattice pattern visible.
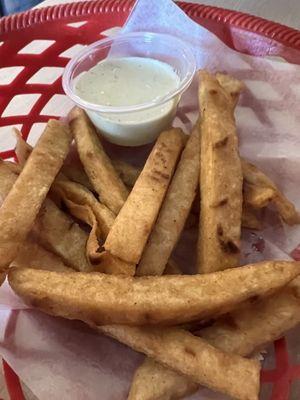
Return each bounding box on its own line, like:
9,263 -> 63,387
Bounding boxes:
1,1 -> 300,399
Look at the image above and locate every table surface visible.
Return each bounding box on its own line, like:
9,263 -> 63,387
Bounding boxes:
38,0 -> 300,30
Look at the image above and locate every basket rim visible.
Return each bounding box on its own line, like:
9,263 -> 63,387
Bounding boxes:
0,1 -> 300,399
0,0 -> 300,50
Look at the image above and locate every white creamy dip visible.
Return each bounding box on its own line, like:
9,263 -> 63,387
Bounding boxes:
74,57 -> 180,146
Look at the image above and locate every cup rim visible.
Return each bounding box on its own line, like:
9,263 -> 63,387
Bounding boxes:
62,31 -> 196,114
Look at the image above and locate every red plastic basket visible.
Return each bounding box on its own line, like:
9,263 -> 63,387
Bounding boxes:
1,1 -> 300,399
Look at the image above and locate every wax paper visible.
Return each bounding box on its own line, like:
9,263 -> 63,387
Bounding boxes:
1,0 -> 300,399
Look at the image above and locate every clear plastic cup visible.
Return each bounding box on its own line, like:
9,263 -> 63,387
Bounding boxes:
62,32 -> 196,146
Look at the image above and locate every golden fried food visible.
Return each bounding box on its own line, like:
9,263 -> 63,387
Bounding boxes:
0,160 -> 91,272
100,325 -> 260,400
51,179 -> 115,239
2,68 -> 299,400
242,205 -> 263,230
216,73 -> 245,107
242,159 -> 300,225
197,71 -> 243,273
60,162 -> 94,191
128,278 -> 300,400
137,123 -> 200,276
128,357 -> 198,400
163,259 -> 182,275
61,199 -> 101,263
13,131 -> 112,261
189,193 -> 263,231
0,120 -> 72,270
0,160 -> 20,202
104,128 -> 185,265
69,107 -> 128,213
112,159 -> 141,187
13,128 -> 32,166
14,129 -> 94,193
8,261 -> 300,326
94,251 -> 135,276
201,276 -> 300,354
128,257 -> 183,398
32,198 -> 91,272
11,236 -> 71,272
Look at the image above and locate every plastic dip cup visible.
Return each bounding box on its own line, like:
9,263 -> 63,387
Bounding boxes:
63,32 -> 196,146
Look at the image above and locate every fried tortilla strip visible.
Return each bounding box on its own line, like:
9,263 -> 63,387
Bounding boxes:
105,129 -> 185,264
95,251 -> 135,276
243,182 -> 275,208
0,161 -> 127,276
61,144 -> 94,191
11,236 -> 72,272
0,161 -> 91,272
9,261 -> 300,326
242,159 -> 278,196
13,128 -> 32,166
13,131 -> 112,254
185,211 -> 198,229
112,159 -> 141,188
242,205 -> 263,230
128,278 -> 300,400
14,130 -> 94,192
190,192 -> 261,231
100,325 -> 260,400
242,159 -> 300,225
242,161 -> 275,217
128,358 -> 198,400
273,194 -> 300,225
0,120 -> 72,270
51,179 -> 115,239
13,128 -> 141,196
69,107 -> 128,213
86,216 -> 100,263
163,259 -> 181,275
14,130 -> 73,190
128,258 -> 183,398
61,199 -> 101,263
201,276 -> 300,353
32,198 -> 91,272
1,160 -> 22,175
0,160 -> 20,202
131,238 -> 183,396
216,73 -> 245,107
51,180 -> 113,262
198,71 -> 243,273
61,163 -> 94,191
137,124 -> 200,276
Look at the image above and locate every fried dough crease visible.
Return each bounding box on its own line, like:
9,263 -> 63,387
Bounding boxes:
51,178 -> 115,262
